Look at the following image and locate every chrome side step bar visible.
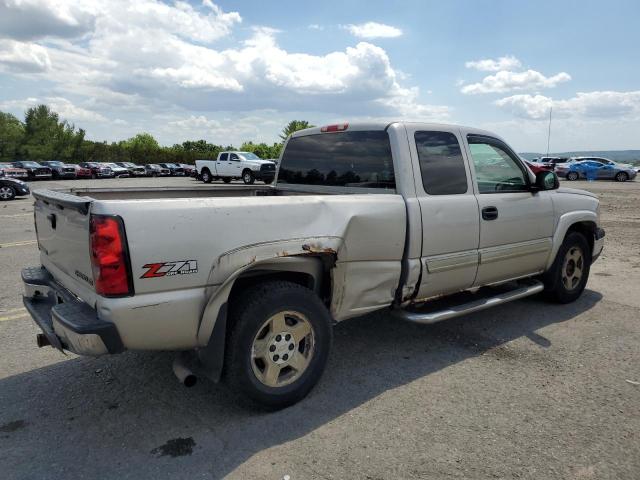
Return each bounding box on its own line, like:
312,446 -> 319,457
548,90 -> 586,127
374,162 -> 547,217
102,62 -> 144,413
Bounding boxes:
393,280 -> 544,325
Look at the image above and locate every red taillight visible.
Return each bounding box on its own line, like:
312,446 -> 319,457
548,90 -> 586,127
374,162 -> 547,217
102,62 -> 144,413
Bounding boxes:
89,215 -> 133,297
321,123 -> 348,133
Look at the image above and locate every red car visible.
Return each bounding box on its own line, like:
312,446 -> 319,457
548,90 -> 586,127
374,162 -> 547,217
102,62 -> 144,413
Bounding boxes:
524,160 -> 553,175
74,164 -> 93,179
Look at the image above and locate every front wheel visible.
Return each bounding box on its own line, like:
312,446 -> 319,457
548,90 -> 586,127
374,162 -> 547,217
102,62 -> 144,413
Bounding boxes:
263,177 -> 274,185
615,172 -> 628,182
242,170 -> 255,185
224,281 -> 333,409
0,185 -> 16,201
566,171 -> 579,181
542,231 -> 591,303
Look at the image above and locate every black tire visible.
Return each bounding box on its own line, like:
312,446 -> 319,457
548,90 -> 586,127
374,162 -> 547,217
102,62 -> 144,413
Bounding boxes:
152,172 -> 158,177
0,185 -> 16,201
201,169 -> 212,183
263,177 -> 274,185
566,171 -> 579,181
242,169 -> 255,185
615,171 -> 628,182
224,281 -> 333,409
91,173 -> 97,179
222,177 -> 232,184
542,231 -> 591,303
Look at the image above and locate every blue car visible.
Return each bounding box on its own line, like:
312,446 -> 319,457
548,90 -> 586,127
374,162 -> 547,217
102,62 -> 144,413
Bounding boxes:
557,158 -> 637,182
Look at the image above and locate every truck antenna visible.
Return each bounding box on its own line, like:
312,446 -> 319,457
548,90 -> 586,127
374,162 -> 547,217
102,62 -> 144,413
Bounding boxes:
546,105 -> 553,157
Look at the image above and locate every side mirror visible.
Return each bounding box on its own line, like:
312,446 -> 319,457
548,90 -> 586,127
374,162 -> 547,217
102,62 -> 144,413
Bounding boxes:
533,171 -> 559,192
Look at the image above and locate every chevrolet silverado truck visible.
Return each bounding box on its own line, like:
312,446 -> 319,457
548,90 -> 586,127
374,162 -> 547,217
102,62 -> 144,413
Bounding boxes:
22,122 -> 604,408
196,151 -> 276,184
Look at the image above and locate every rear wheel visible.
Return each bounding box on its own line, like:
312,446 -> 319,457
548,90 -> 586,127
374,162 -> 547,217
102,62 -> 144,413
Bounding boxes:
566,171 -> 579,181
201,169 -> 212,183
242,170 -> 255,185
0,185 -> 16,201
225,281 -> 332,409
542,231 -> 591,303
615,171 -> 628,182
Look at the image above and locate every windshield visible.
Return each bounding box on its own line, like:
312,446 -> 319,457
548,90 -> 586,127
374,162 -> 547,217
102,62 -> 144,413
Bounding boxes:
20,162 -> 42,167
44,161 -> 64,166
239,152 -> 261,160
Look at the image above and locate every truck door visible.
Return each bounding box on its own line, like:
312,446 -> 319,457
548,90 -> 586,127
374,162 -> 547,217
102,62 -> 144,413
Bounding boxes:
465,134 -> 554,286
406,126 -> 480,300
229,153 -> 243,175
216,152 -> 229,176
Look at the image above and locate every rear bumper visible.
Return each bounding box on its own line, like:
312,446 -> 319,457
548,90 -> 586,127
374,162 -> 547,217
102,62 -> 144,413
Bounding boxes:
21,267 -> 124,356
592,228 -> 605,262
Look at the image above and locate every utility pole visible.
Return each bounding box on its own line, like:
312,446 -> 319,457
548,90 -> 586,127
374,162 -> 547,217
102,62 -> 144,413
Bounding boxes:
546,105 -> 553,156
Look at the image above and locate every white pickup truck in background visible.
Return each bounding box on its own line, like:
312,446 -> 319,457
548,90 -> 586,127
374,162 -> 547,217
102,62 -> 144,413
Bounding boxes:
196,151 -> 276,184
22,122 -> 604,409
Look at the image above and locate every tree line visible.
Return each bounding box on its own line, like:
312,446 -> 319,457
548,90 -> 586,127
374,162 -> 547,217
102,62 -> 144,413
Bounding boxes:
0,105 -> 312,165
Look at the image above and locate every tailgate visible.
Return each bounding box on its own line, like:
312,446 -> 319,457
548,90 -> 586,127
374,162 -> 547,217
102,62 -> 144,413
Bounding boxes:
33,190 -> 96,301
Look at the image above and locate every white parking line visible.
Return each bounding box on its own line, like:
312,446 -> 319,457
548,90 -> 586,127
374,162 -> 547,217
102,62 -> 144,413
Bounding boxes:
0,308 -> 28,322
0,213 -> 31,218
0,240 -> 37,248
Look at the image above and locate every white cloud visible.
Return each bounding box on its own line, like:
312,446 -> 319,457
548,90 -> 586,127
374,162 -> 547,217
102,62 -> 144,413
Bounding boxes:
461,69 -> 571,95
343,22 -> 403,39
0,39 -> 51,72
0,2 -> 445,143
308,24 -> 324,31
0,96 -> 107,123
465,55 -> 521,72
495,91 -> 640,120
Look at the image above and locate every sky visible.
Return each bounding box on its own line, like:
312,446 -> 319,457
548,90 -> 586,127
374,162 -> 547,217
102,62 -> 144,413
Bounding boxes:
0,0 -> 638,152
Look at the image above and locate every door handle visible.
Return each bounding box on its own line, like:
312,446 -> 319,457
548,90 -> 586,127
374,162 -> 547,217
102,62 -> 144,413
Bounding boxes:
481,206 -> 498,221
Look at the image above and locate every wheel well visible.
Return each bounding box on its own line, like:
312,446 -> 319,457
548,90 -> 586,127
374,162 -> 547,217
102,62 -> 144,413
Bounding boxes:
567,221 -> 595,253
201,167 -> 211,174
242,168 -> 252,175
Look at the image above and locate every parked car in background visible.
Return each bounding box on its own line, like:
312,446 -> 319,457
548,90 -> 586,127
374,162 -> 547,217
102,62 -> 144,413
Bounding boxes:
196,151 -> 276,184
73,164 -> 93,179
79,162 -> 113,179
11,161 -> 52,180
523,159 -> 553,175
115,162 -> 146,177
533,157 -> 571,170
0,176 -> 30,201
100,163 -> 130,178
0,163 -> 29,179
179,163 -> 196,177
144,164 -> 170,177
40,161 -> 77,179
557,158 -> 637,182
158,163 -> 185,176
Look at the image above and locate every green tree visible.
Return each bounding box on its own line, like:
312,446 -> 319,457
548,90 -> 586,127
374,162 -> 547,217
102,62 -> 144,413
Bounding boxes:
279,120 -> 314,141
0,112 -> 25,161
120,133 -> 160,163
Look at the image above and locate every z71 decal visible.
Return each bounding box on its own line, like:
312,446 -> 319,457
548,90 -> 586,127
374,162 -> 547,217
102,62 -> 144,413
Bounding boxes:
141,260 -> 198,279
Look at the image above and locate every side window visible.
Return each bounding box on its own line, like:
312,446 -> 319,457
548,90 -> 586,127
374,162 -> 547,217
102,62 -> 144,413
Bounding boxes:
219,153 -> 228,161
467,136 -> 528,193
415,131 -> 468,195
230,153 -> 239,161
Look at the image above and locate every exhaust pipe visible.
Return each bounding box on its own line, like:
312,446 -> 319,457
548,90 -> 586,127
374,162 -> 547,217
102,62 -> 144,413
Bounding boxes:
36,334 -> 51,348
172,354 -> 197,388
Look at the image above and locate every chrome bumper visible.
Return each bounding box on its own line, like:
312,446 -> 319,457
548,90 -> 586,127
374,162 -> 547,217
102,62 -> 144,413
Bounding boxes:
21,267 -> 124,356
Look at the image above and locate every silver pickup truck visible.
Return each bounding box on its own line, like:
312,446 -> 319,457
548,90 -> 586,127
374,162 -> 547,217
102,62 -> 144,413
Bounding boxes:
22,122 -> 604,408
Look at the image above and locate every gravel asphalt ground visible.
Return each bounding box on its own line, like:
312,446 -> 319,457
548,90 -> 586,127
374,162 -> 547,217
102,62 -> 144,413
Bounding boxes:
0,176 -> 638,479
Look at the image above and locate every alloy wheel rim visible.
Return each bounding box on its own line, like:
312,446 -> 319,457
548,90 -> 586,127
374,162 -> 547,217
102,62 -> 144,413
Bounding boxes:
0,187 -> 13,199
562,246 -> 584,291
250,310 -> 315,388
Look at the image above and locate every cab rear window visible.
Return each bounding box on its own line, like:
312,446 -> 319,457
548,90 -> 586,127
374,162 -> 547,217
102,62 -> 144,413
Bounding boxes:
278,131 -> 395,189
